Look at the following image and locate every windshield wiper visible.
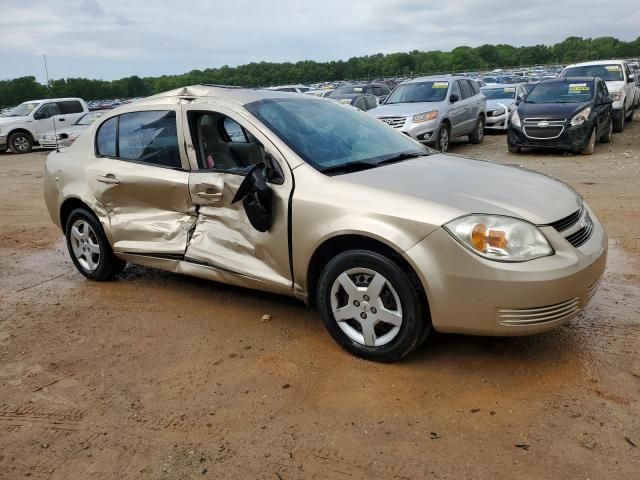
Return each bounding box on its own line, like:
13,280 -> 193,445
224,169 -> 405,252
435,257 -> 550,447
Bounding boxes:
375,151 -> 429,166
320,161 -> 378,175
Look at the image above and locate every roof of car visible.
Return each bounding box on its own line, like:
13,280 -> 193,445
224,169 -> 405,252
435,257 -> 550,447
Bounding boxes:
564,59 -> 627,68
22,97 -> 85,103
137,85 -> 305,107
406,75 -> 463,83
540,77 -> 597,84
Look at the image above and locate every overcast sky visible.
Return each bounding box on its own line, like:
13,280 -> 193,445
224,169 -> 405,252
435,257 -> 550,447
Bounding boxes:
1,0 -> 638,82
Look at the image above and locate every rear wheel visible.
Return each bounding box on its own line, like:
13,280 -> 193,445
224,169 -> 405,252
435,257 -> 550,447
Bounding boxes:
469,117 -> 485,144
317,250 -> 430,362
65,208 -> 125,281
581,128 -> 596,155
9,132 -> 33,154
613,112 -> 625,132
435,124 -> 450,152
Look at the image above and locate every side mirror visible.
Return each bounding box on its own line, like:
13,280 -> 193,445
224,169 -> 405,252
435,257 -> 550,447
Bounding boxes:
450,94 -> 459,103
627,76 -> 634,83
232,162 -> 273,232
33,111 -> 45,120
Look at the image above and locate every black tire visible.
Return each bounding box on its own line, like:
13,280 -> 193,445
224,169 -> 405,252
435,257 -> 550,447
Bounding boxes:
65,208 -> 125,281
316,250 -> 430,362
600,120 -> 613,144
508,142 -> 521,153
613,112 -> 624,132
581,128 -> 596,155
626,107 -> 634,122
435,123 -> 450,152
0,145 -> 7,153
9,131 -> 33,154
469,116 -> 485,144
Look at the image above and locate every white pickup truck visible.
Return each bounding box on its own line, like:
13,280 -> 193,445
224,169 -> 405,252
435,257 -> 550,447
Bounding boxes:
0,98 -> 88,153
561,60 -> 636,132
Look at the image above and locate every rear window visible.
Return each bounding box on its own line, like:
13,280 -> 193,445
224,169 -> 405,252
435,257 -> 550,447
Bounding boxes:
563,64 -> 624,81
58,100 -> 84,114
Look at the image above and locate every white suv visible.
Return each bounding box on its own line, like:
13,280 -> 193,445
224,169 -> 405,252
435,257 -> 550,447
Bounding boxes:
561,60 -> 635,132
0,98 -> 88,153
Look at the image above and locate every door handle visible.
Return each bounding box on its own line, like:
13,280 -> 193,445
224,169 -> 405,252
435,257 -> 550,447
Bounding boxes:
196,191 -> 222,200
96,174 -> 120,185
58,118 -> 65,122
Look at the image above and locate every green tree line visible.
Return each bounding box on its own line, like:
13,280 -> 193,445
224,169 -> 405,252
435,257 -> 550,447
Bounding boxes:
1,36 -> 638,107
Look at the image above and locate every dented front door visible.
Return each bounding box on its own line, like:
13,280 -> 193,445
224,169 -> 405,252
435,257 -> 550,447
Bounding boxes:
181,104 -> 293,294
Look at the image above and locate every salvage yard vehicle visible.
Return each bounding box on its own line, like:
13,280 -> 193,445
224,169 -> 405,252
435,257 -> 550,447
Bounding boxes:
329,83 -> 391,103
44,86 -> 607,362
0,98 -> 88,153
369,75 -> 486,152
508,77 -> 613,155
329,92 -> 379,111
481,84 -> 528,130
39,111 -> 105,149
561,60 -> 635,132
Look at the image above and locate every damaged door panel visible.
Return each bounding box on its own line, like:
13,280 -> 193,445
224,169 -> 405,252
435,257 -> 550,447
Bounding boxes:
87,159 -> 196,256
181,103 -> 293,293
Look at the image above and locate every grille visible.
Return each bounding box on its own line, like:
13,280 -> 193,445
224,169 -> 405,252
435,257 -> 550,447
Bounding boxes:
550,209 -> 582,231
523,117 -> 566,140
380,117 -> 406,128
565,214 -> 594,248
497,297 -> 581,326
549,207 -> 594,248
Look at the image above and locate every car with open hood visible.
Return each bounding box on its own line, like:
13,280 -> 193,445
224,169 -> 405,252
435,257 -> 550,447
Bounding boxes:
39,111 -> 106,149
44,86 -> 607,362
560,60 -> 635,132
369,75 -> 486,152
481,83 -> 528,130
508,77 -> 613,155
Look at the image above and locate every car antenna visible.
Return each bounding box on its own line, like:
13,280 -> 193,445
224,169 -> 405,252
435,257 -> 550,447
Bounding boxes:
43,53 -> 60,153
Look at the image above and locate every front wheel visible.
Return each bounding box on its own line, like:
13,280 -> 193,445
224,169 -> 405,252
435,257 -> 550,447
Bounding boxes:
469,117 -> 485,144
613,112 -> 624,132
435,124 -> 450,152
600,120 -> 613,144
626,107 -> 634,122
316,250 -> 430,362
508,142 -> 521,153
581,128 -> 596,155
65,208 -> 125,281
9,132 -> 33,154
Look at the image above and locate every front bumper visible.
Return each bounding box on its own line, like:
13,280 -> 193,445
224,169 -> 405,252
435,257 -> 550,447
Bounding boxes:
485,112 -> 509,130
508,121 -> 592,151
378,116 -> 440,144
404,207 -> 607,336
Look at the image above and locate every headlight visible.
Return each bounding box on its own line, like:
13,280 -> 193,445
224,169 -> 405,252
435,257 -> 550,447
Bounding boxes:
609,92 -> 621,101
570,106 -> 591,126
444,214 -> 554,262
412,111 -> 438,123
492,107 -> 506,116
511,109 -> 521,127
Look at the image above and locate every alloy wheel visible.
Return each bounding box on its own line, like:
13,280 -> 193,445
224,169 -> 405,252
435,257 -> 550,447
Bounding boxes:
439,128 -> 449,152
13,136 -> 30,153
329,267 -> 403,347
69,219 -> 101,271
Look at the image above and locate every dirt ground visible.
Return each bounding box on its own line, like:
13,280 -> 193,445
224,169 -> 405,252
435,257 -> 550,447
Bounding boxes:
0,122 -> 638,480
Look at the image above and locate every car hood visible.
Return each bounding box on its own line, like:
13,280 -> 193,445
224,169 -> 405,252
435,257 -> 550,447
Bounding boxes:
486,98 -> 515,110
604,80 -> 625,93
339,154 -> 581,225
0,116 -> 24,127
516,100 -> 591,120
369,102 -> 444,118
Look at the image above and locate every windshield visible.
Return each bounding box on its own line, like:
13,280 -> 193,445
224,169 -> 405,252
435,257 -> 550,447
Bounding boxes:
245,98 -> 429,172
75,112 -> 104,125
330,86 -> 365,96
525,82 -> 594,104
481,87 -> 517,100
6,102 -> 39,117
563,64 -> 624,81
384,81 -> 449,104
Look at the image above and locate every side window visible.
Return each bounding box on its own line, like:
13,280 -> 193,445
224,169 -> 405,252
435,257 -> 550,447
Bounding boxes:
34,103 -> 61,120
459,80 -> 473,99
354,97 -> 366,111
382,86 -> 391,95
58,100 -> 83,114
450,81 -> 462,100
194,113 -> 263,174
223,117 -> 248,143
372,86 -> 384,96
364,96 -> 378,110
118,111 -> 181,168
469,80 -> 480,95
96,116 -> 117,157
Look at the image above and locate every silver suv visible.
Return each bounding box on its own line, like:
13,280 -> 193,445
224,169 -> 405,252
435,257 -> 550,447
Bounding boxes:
369,76 -> 487,152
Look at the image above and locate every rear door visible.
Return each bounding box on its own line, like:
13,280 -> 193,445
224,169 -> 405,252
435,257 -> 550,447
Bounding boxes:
87,108 -> 196,255
57,100 -> 85,124
458,80 -> 477,133
180,103 -> 294,293
447,81 -> 467,137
